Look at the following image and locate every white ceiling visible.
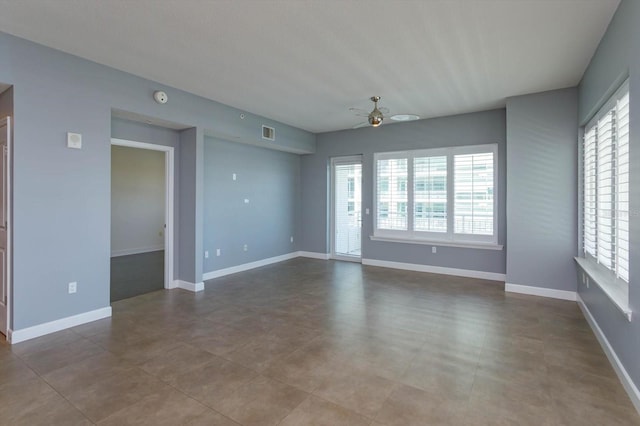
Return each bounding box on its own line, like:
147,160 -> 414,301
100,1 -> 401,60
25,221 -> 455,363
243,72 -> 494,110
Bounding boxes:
0,0 -> 619,133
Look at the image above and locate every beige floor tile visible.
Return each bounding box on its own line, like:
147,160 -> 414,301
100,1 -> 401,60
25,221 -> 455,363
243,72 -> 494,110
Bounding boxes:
262,346 -> 337,392
139,342 -> 218,382
375,384 -> 468,426
279,395 -> 370,426
186,409 -> 242,426
213,374 -> 308,426
171,356 -> 258,407
55,367 -> 173,422
313,366 -> 397,418
97,389 -> 209,425
19,337 -> 106,375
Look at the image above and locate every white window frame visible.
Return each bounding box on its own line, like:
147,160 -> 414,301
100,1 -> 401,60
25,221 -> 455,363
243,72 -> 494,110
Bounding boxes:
373,144 -> 499,248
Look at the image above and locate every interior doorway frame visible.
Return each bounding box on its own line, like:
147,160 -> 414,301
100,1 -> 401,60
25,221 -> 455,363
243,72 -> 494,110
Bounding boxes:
330,155 -> 363,262
110,138 -> 175,290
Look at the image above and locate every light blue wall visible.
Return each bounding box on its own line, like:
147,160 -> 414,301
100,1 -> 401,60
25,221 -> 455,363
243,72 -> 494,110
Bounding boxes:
577,0 -> 640,395
301,109 -> 507,274
506,88 -> 578,292
203,137 -> 300,272
0,32 -> 314,330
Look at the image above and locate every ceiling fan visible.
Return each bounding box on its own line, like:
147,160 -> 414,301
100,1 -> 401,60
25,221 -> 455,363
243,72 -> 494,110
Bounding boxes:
350,96 -> 420,129
350,96 -> 387,128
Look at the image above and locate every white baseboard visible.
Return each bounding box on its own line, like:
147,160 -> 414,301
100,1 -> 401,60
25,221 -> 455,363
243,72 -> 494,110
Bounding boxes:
361,258 -> 506,281
174,280 -> 204,292
577,295 -> 640,414
297,251 -> 331,260
505,283 -> 577,301
111,246 -> 164,257
8,307 -> 112,344
203,252 -> 300,281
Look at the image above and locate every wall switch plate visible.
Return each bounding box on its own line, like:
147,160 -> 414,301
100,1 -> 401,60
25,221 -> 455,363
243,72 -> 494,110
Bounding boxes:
216,249 -> 221,256
365,208 -> 370,215
67,132 -> 82,149
244,199 -> 249,204
432,246 -> 437,254
68,281 -> 77,294
233,173 -> 237,181
243,244 -> 248,251
204,251 -> 209,259
290,236 -> 294,243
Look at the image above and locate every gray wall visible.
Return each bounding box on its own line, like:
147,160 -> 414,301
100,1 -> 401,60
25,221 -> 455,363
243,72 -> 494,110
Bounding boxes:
0,32 -> 314,330
111,146 -> 165,256
301,109 -> 507,274
506,88 -> 578,291
203,137 -> 300,272
577,0 -> 640,394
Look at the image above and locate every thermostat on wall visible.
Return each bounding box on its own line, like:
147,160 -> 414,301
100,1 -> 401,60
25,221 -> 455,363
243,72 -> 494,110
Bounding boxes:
153,90 -> 168,104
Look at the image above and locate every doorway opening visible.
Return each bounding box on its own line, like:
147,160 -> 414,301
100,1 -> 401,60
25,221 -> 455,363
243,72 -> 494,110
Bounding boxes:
110,139 -> 174,302
331,156 -> 362,261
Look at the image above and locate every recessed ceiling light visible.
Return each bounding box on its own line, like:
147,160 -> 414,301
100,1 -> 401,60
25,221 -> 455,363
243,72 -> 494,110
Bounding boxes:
390,114 -> 420,122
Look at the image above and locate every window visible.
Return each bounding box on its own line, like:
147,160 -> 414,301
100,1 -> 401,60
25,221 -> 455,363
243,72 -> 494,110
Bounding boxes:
376,159 -> 407,230
374,144 -> 498,245
347,177 -> 355,199
583,81 -> 629,283
347,201 -> 355,216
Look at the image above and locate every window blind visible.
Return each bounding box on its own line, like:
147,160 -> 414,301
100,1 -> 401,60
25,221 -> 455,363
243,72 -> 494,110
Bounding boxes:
377,158 -> 408,230
582,82 -> 629,283
454,152 -> 494,235
414,156 -> 447,232
374,145 -> 497,244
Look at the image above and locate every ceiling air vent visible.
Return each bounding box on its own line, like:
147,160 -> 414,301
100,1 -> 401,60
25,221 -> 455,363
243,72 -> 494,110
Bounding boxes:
262,125 -> 275,141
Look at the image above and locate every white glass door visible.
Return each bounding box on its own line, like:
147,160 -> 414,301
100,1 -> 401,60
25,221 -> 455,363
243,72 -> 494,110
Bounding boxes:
332,157 -> 362,260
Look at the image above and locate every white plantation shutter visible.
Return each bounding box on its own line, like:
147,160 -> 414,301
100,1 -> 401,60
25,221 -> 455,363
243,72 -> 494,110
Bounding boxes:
414,156 -> 447,233
376,158 -> 408,230
597,112 -> 614,269
454,152 -> 494,236
582,80 -> 629,283
583,126 -> 597,257
615,91 -> 630,282
374,145 -> 497,244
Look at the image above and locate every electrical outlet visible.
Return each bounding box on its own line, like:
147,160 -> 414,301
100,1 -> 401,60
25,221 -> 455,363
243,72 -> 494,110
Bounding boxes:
68,281 -> 77,294
216,249 -> 221,256
244,199 -> 250,204
243,244 -> 248,251
432,246 -> 437,254
204,251 -> 209,259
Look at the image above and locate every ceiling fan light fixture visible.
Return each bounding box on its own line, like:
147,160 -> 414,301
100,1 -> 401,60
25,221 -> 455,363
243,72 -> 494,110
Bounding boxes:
369,113 -> 383,127
390,114 -> 420,122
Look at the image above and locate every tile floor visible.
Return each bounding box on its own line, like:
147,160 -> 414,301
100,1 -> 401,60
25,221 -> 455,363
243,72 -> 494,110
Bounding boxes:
110,251 -> 164,302
1,258 -> 639,425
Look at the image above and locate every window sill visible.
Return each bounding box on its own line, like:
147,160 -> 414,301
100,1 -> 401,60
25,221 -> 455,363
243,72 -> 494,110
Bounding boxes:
369,235 -> 503,250
574,257 -> 632,322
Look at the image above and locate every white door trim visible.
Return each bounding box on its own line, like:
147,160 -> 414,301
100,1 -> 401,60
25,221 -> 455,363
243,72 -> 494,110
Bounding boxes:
1,116 -> 11,336
330,155 -> 363,261
110,138 -> 175,290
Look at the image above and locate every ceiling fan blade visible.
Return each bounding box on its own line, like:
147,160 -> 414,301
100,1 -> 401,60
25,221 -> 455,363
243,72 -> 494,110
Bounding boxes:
378,107 -> 390,115
349,107 -> 370,115
352,121 -> 370,129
